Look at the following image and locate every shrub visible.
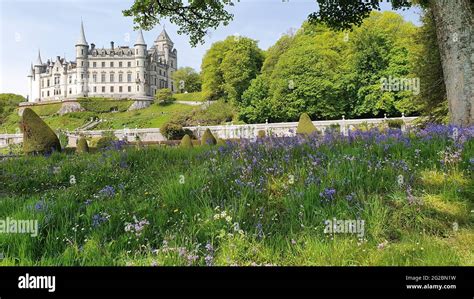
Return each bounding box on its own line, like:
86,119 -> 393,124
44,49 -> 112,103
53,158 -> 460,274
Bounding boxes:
257,130 -> 266,138
135,135 -> 144,150
296,113 -> 317,135
180,134 -> 193,148
57,130 -> 69,149
76,137 -> 89,153
201,128 -> 217,145
96,136 -> 116,149
20,108 -> 61,155
155,88 -> 175,104
160,122 -> 190,140
387,119 -> 404,129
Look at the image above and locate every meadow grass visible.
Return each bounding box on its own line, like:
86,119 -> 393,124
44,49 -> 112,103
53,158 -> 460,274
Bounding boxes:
0,125 -> 472,266
0,101 -> 195,133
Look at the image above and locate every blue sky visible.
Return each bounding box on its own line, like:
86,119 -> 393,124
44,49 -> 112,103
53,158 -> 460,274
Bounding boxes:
0,0 -> 422,97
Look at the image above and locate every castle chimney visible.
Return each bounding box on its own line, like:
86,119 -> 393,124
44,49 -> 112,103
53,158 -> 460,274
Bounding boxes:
91,43 -> 95,50
111,41 -> 114,49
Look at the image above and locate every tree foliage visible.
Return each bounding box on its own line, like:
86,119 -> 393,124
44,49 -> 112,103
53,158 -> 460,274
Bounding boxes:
155,88 -> 174,104
412,9 -> 448,123
123,0 -> 236,47
201,36 -> 264,104
173,67 -> 202,93
239,12 -> 421,123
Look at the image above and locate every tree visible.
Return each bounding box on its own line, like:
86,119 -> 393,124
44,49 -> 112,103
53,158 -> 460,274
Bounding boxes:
155,88 -> 174,104
413,9 -> 448,123
201,36 -> 264,103
125,0 -> 473,125
348,12 -> 420,117
173,67 -> 202,93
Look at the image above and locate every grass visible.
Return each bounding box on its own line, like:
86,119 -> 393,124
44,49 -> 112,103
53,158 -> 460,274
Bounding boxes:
0,98 -> 195,133
173,92 -> 205,102
0,125 -> 472,266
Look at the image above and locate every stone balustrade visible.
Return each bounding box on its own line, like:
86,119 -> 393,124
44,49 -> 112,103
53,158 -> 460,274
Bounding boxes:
0,116 -> 418,148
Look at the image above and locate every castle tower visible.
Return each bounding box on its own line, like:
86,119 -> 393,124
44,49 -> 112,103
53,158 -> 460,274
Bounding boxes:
134,29 -> 147,97
27,63 -> 33,102
155,28 -> 174,64
32,50 -> 43,102
75,20 -> 89,97
155,28 -> 176,90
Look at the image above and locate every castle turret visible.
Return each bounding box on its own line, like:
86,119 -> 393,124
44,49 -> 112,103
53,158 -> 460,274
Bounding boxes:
134,29 -> 147,97
155,28 -> 176,90
75,20 -> 89,97
32,50 -> 43,102
27,63 -> 33,102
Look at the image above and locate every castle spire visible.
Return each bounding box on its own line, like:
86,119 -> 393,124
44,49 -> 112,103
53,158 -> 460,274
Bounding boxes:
134,29 -> 146,46
34,49 -> 42,66
76,20 -> 88,46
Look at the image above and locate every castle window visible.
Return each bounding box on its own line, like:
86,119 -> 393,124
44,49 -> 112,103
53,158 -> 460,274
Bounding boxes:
119,73 -> 123,83
42,91 -> 44,97
101,73 -> 106,82
110,86 -> 114,93
137,86 -> 139,92
93,86 -> 97,92
81,73 -> 84,79
110,62 -> 114,68
119,86 -> 122,93
81,61 -> 84,67
102,86 -> 105,93
127,73 -> 132,82
137,60 -> 139,66
81,49 -> 84,55
47,91 -> 50,97
69,76 -> 72,84
93,74 -> 97,83
128,86 -> 131,92
110,73 -> 114,82
93,62 -> 97,67
119,62 -> 122,68
69,89 -> 71,94
102,62 -> 105,68
127,62 -> 131,67
47,79 -> 50,87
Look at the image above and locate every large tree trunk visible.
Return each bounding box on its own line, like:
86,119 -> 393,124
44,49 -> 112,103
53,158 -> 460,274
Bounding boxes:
430,0 -> 473,126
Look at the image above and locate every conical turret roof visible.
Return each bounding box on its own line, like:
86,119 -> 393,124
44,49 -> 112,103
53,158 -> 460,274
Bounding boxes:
34,50 -> 43,66
76,20 -> 88,46
134,29 -> 146,46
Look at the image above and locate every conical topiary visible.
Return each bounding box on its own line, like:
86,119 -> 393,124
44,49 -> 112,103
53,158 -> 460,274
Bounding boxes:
201,129 -> 217,146
296,113 -> 317,135
180,134 -> 193,148
20,108 -> 61,155
76,137 -> 89,154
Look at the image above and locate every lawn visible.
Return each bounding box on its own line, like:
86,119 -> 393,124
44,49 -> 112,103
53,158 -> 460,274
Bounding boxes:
0,125 -> 472,266
173,91 -> 205,102
0,99 -> 195,133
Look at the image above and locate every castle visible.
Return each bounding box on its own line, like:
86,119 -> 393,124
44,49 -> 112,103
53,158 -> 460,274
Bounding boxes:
27,21 -> 177,102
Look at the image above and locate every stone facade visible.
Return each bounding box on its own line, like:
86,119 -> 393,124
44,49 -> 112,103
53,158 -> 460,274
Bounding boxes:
27,22 -> 177,103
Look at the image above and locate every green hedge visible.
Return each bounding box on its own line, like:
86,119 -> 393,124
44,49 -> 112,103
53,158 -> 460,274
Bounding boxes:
78,98 -> 133,113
